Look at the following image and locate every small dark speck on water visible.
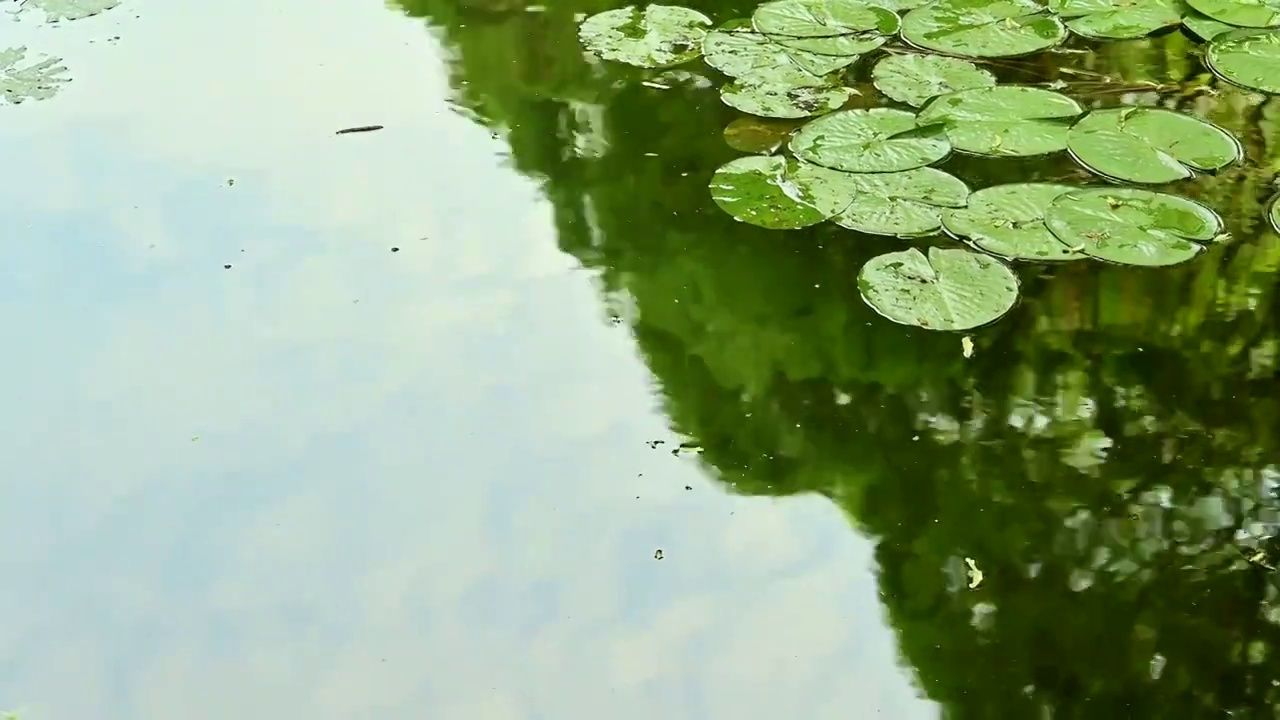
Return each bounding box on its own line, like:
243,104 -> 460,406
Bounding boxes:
654,549 -> 664,560
685,485 -> 692,490
391,247 -> 400,253
335,125 -> 384,135
223,264 -> 231,269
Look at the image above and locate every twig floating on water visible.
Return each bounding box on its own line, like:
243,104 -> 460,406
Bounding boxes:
335,125 -> 384,135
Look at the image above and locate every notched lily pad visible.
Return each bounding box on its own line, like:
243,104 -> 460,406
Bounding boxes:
1206,29 -> 1280,93
1187,0 -> 1280,28
871,53 -> 996,107
1050,0 -> 1183,39
720,80 -> 855,118
943,183 -> 1086,261
14,0 -> 119,21
0,47 -> 69,105
795,164 -> 970,235
579,5 -> 712,68
1066,106 -> 1241,183
702,21 -> 853,85
790,107 -> 952,172
900,0 -> 1068,58
858,246 -> 1020,330
1044,187 -> 1221,266
916,85 -> 1082,156
709,155 -> 830,229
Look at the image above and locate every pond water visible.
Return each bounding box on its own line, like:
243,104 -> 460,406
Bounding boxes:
3,0 -> 1280,717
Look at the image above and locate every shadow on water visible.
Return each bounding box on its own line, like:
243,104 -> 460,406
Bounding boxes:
398,0 -> 1280,715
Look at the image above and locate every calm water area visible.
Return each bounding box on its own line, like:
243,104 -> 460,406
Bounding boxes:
3,0 -> 1280,717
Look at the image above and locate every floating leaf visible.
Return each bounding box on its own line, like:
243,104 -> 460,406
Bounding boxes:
1044,188 -> 1221,266
1206,29 -> 1280,93
702,22 -> 854,85
720,81 -> 855,118
0,47 -> 69,105
900,0 -> 1068,58
753,0 -> 901,37
1183,12 -> 1237,39
916,85 -> 1082,156
1066,106 -> 1241,183
578,5 -> 712,68
722,116 -> 801,153
943,183 -> 1086,261
709,155 -> 830,229
858,246 -> 1020,330
771,32 -> 889,55
872,53 -> 996,106
1187,0 -> 1280,28
15,0 -> 119,21
797,165 -> 971,235
1049,0 -> 1183,39
790,107 -> 951,172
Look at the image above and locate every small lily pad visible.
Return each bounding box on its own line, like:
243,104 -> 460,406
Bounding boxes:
1183,12 -> 1237,39
1044,188 -> 1221,266
799,165 -> 971,235
722,116 -> 801,153
0,47 -> 69,105
1066,106 -> 1241,183
916,85 -> 1083,156
858,246 -> 1020,330
1187,0 -> 1280,28
720,81 -> 855,118
15,0 -> 119,21
579,5 -> 712,68
1050,0 -> 1183,39
943,183 -> 1086,261
709,155 -> 830,229
790,107 -> 951,172
753,0 -> 901,37
900,0 -> 1068,58
1206,29 -> 1280,93
702,22 -> 854,85
872,53 -> 996,107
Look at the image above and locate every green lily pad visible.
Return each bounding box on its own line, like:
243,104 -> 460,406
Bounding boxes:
858,247 -> 1020,330
943,183 -> 1086,261
871,53 -> 996,107
1049,0 -> 1183,39
1044,187 -> 1221,266
709,155 -> 831,229
790,107 -> 952,172
753,0 -> 901,37
900,0 -> 1069,58
702,22 -> 855,85
797,165 -> 971,235
720,81 -> 856,118
16,0 -> 119,21
722,116 -> 801,153
1187,0 -> 1280,28
770,32 -> 890,55
579,5 -> 712,68
0,47 -> 69,105
1066,106 -> 1241,183
915,85 -> 1082,156
1183,12 -> 1237,39
1206,29 -> 1280,93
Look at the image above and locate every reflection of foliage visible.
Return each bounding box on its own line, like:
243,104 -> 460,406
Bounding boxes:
403,1 -> 1280,713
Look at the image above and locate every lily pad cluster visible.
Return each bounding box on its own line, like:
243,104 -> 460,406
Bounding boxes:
579,1 -> 1254,331
3,0 -> 124,106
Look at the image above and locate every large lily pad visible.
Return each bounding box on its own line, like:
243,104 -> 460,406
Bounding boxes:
943,183 -> 1086,261
579,5 -> 712,68
900,0 -> 1069,58
1183,12 -> 1237,40
16,0 -> 119,21
0,47 -> 68,105
858,247 -> 1020,330
720,81 -> 856,118
1206,29 -> 1280,93
1049,0 -> 1183,39
1187,0 -> 1280,28
709,155 -> 831,229
753,0 -> 901,37
915,85 -> 1082,156
871,53 -> 996,107
702,22 -> 854,85
794,164 -> 970,235
1066,106 -> 1241,183
1044,188 -> 1221,266
790,107 -> 951,172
